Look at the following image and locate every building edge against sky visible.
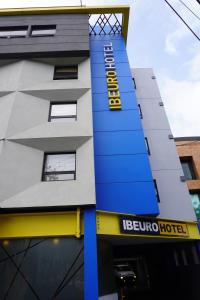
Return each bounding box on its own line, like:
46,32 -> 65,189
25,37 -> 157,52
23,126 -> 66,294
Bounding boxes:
0,4 -> 199,300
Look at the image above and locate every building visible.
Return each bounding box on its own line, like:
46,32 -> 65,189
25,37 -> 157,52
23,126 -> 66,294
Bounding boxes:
0,5 -> 199,300
175,137 -> 200,223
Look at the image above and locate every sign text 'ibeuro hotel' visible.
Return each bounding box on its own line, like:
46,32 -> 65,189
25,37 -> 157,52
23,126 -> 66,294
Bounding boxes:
104,42 -> 122,110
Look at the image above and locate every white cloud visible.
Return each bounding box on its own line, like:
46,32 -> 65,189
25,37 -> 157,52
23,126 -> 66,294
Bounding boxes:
161,77 -> 200,137
187,52 -> 200,81
165,26 -> 188,55
164,0 -> 200,56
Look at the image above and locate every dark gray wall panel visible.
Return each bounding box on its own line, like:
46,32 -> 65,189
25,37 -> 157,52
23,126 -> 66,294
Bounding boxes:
0,36 -> 88,46
0,14 -> 89,59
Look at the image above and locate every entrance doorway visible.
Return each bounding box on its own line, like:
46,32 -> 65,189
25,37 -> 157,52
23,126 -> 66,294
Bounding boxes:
113,241 -> 200,300
114,256 -> 150,300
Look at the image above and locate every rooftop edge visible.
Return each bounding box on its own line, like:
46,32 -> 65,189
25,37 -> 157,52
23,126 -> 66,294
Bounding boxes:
0,5 -> 130,43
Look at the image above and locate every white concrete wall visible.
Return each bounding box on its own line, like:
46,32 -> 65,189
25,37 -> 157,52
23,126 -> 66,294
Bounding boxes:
132,68 -> 196,221
0,59 -> 96,208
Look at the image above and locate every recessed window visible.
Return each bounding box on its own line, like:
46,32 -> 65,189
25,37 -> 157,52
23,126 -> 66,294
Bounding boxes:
190,193 -> 200,220
49,103 -> 77,122
138,104 -> 143,119
0,26 -> 28,38
53,66 -> 78,80
180,158 -> 196,180
145,137 -> 150,155
43,153 -> 76,181
132,77 -> 137,89
154,179 -> 160,202
31,25 -> 56,37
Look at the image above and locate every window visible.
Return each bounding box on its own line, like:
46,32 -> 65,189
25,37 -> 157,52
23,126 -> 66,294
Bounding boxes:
173,245 -> 199,267
180,158 -> 196,180
190,193 -> 200,220
132,77 -> 137,89
43,153 -> 76,181
191,246 -> 200,265
0,25 -> 56,39
49,103 -> 77,122
53,66 -> 78,80
31,25 -> 56,37
145,137 -> 150,155
0,26 -> 28,38
138,104 -> 143,119
153,179 -> 160,202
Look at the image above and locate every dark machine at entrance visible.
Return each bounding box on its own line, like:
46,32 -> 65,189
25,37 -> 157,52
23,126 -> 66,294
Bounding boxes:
114,257 -> 150,300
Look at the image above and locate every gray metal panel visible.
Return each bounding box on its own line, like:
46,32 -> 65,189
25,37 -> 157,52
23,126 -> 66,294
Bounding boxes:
146,129 -> 183,171
133,68 -> 196,222
152,170 -> 196,221
0,36 -> 88,46
138,98 -> 170,130
0,14 -> 89,59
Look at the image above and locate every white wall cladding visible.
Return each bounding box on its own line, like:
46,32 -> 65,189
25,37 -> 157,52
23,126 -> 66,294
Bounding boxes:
0,59 -> 96,208
132,68 -> 196,222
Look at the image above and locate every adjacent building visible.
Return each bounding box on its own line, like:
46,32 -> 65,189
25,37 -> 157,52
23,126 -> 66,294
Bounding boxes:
175,137 -> 200,223
0,5 -> 199,300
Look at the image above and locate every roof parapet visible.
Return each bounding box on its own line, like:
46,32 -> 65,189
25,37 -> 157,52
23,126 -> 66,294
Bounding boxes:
0,5 -> 130,43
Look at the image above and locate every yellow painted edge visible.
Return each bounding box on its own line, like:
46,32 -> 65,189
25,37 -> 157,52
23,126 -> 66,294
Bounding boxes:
0,5 -> 130,15
121,7 -> 130,43
0,5 -> 130,43
96,211 -> 200,240
0,210 -> 198,240
76,208 -> 81,238
0,211 -> 84,239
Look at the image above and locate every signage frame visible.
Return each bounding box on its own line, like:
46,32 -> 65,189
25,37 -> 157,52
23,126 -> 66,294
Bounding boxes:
120,216 -> 189,238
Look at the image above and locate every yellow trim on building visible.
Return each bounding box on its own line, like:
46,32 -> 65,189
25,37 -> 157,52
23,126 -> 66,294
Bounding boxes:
1,210 -> 197,241
96,211 -> 200,240
0,5 -> 130,42
0,211 -> 84,239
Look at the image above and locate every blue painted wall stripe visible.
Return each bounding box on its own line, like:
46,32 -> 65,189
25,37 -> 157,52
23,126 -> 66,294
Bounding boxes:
96,182 -> 158,215
92,91 -> 138,111
90,35 -> 159,216
84,208 -> 98,300
93,110 -> 142,132
95,154 -> 153,183
94,131 -> 147,155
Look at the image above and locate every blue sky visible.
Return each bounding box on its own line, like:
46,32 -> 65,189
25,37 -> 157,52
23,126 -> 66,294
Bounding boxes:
0,0 -> 200,137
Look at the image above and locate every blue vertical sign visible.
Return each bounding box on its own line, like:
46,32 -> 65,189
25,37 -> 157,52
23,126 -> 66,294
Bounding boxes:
90,35 -> 159,216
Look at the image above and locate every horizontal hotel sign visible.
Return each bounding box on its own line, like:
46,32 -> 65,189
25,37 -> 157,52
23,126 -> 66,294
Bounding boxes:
120,216 -> 189,237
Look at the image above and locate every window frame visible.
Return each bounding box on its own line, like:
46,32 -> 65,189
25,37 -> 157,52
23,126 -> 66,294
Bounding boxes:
190,191 -> 200,221
42,152 -> 76,182
138,104 -> 143,119
145,137 -> 150,155
153,179 -> 160,203
180,157 -> 196,180
0,26 -> 28,38
48,102 -> 77,122
53,65 -> 78,80
30,25 -> 56,37
132,77 -> 137,89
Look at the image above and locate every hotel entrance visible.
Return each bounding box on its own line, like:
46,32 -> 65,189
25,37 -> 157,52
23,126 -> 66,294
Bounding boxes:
97,212 -> 200,300
114,255 -> 150,300
98,238 -> 200,300
114,240 -> 200,300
